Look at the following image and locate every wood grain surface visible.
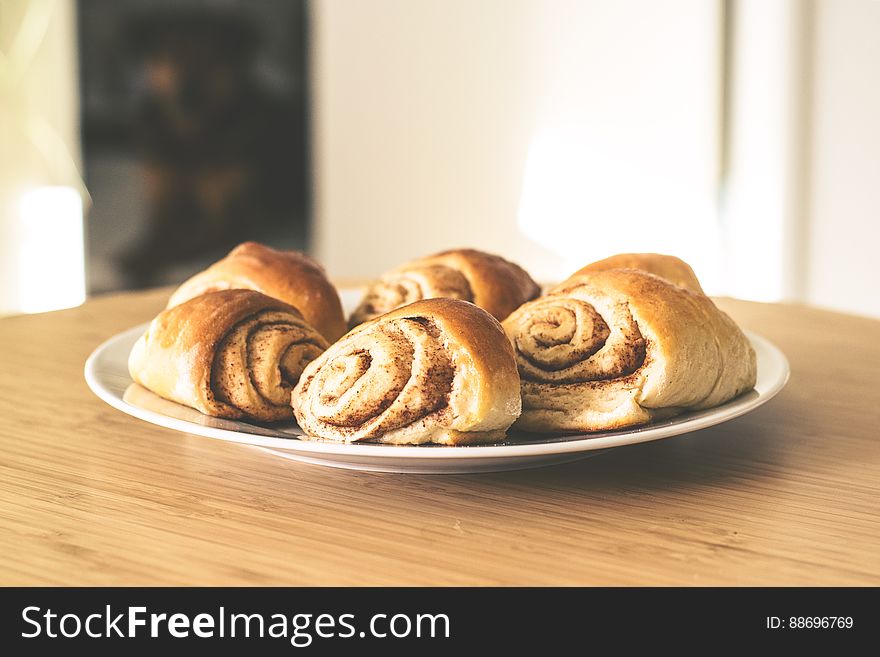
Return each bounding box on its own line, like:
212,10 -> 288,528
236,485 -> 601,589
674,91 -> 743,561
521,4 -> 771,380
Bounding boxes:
0,287 -> 878,585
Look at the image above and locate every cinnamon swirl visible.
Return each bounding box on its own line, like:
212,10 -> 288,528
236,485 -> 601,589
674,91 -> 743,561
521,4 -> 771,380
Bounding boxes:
129,289 -> 329,422
349,248 -> 540,328
503,268 -> 756,432
292,298 -> 522,444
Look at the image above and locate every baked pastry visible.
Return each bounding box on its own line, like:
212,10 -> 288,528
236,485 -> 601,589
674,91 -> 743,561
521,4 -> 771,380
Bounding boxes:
502,267 -> 756,432
562,252 -> 704,294
292,298 -> 522,444
348,248 -> 540,328
167,241 -> 346,342
129,289 -> 329,422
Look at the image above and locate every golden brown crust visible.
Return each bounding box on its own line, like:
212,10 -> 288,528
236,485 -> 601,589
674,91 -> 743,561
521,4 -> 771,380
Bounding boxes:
560,253 -> 705,294
426,249 -> 542,318
293,298 -> 522,444
167,242 -> 346,342
504,268 -> 756,432
349,248 -> 540,328
130,289 -> 329,421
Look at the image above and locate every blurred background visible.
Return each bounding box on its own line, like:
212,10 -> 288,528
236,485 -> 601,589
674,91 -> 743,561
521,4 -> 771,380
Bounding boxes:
1,0 -> 878,317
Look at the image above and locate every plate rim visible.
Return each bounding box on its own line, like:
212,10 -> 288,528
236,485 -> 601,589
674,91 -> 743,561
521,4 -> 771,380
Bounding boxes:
84,321 -> 790,461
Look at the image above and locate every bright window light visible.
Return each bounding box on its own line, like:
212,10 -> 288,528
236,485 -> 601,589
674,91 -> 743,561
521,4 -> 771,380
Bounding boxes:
18,186 -> 86,314
516,126 -> 722,292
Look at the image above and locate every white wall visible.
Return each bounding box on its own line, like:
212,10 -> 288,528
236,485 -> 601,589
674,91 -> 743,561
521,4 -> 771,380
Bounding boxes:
311,0 -> 722,285
806,0 -> 880,318
721,0 -> 812,303
310,0 -> 880,317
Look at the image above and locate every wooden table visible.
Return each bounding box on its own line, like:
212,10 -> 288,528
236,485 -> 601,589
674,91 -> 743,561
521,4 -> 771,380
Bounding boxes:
1,288 -> 878,586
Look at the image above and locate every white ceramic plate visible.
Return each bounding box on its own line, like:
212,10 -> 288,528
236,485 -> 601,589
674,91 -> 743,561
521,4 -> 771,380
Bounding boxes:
84,290 -> 789,473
